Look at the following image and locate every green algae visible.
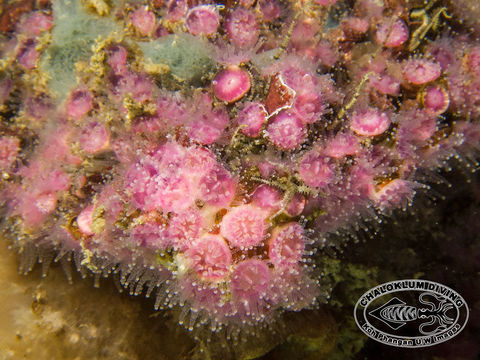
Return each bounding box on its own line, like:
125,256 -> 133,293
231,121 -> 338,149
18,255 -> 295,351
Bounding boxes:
138,34 -> 216,87
40,0 -> 121,100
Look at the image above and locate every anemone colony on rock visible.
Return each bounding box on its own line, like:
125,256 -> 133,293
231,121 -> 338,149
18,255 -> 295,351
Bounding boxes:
0,0 -> 479,344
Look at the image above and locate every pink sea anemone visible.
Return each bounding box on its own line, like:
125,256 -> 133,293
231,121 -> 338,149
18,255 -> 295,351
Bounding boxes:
185,234 -> 232,281
212,66 -> 251,103
266,111 -> 307,150
422,85 -> 450,115
77,205 -> 95,236
268,222 -> 306,268
298,150 -> 335,188
220,204 -> 267,249
131,7 -> 156,36
350,108 -> 391,136
231,259 -> 271,318
237,102 -> 267,137
403,59 -> 442,85
375,18 -> 409,48
224,8 -> 259,49
66,89 -> 93,119
185,5 -> 219,36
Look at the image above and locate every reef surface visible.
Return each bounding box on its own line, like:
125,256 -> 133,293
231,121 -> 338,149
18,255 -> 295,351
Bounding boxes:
0,0 -> 479,358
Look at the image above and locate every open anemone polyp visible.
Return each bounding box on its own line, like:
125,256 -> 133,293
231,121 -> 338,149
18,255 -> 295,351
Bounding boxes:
112,141 -> 320,330
1,0 -> 479,342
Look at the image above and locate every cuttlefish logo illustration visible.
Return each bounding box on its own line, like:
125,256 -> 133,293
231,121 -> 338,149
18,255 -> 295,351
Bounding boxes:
354,280 -> 469,348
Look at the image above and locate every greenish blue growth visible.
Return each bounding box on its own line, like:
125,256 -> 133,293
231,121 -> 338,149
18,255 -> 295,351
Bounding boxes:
40,0 -> 120,100
138,34 -> 216,86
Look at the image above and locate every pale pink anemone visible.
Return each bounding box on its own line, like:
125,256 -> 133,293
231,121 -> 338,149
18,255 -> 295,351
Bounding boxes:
212,66 -> 251,103
350,108 -> 391,136
375,18 -> 409,48
220,204 -> 267,248
403,59 -> 442,85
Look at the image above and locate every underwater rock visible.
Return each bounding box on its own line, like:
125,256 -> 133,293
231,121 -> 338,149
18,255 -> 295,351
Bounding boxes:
0,0 -> 479,358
